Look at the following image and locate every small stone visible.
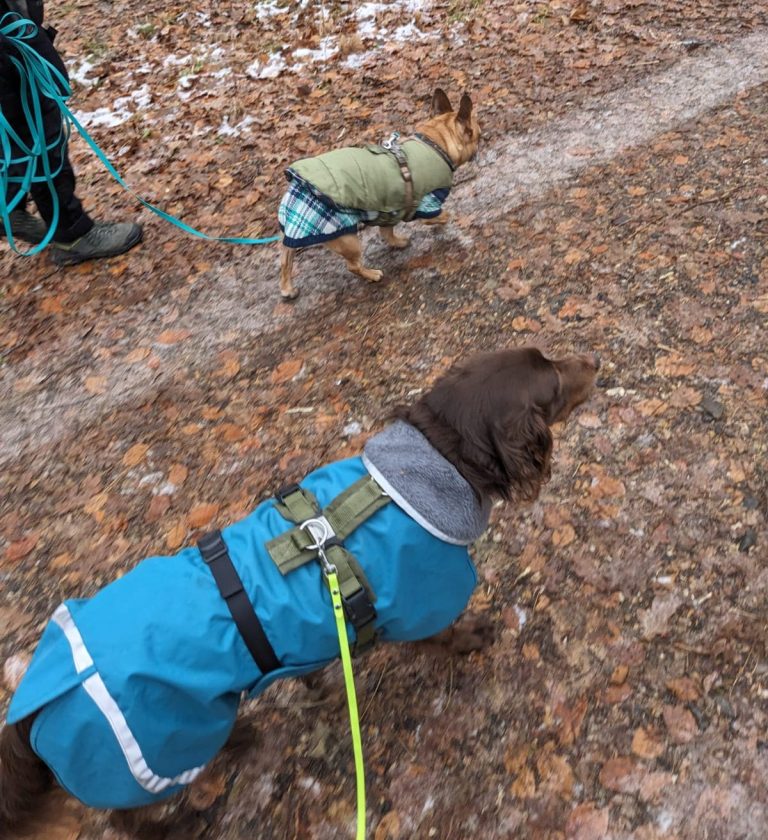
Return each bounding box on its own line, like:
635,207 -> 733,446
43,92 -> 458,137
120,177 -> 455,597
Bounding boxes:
700,395 -> 724,420
738,528 -> 757,553
742,495 -> 759,510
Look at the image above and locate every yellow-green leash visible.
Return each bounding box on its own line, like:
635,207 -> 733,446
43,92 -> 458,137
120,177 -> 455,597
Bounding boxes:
326,568 -> 367,840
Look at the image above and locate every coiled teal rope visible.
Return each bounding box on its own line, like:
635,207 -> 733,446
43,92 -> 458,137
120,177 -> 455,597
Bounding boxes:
0,13 -> 280,256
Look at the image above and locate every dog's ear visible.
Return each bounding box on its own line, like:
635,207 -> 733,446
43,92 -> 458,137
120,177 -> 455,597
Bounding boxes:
493,405 -> 553,502
432,88 -> 453,116
457,93 -> 473,128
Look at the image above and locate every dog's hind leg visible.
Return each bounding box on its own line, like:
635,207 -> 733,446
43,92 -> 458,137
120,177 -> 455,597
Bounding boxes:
0,716 -> 54,835
379,225 -> 410,249
279,243 -> 299,301
325,233 -> 383,283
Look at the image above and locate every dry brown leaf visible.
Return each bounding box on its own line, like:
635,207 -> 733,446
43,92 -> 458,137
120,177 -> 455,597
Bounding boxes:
640,593 -> 682,640
598,757 -> 640,793
552,524 -> 576,547
631,727 -> 665,759
188,503 -> 220,529
537,752 -> 574,797
510,765 -> 537,799
511,316 -> 541,332
663,705 -> 699,744
555,696 -> 588,746
157,329 -> 192,345
666,676 -> 700,702
84,375 -> 108,395
522,642 -> 540,661
39,295 -> 64,315
668,386 -> 702,408
655,354 -> 695,377
604,683 -> 632,704
216,350 -> 241,378
146,494 -> 171,523
563,249 -> 586,265
84,491 -> 109,516
122,442 -> 150,468
169,463 -> 189,486
589,473 -> 626,499
165,520 -> 186,550
271,358 -> 304,384
565,802 -> 609,840
636,397 -> 667,417
125,347 -> 151,363
374,811 -> 401,840
4,534 -> 38,563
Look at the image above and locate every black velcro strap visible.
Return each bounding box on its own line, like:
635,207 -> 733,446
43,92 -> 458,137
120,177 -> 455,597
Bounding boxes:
198,530 -> 280,675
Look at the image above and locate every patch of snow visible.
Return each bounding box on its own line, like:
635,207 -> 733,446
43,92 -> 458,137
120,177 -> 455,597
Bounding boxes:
292,37 -> 339,65
178,73 -> 197,90
514,605 -> 527,628
154,481 -> 177,496
343,421 -> 362,437
392,22 -> 427,41
163,53 -> 192,68
218,115 -> 257,137
247,53 -> 287,80
256,0 -> 290,19
74,105 -> 133,128
344,51 -> 374,69
70,56 -> 99,87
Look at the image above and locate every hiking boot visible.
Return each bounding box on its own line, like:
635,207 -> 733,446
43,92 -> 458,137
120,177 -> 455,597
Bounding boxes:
50,221 -> 143,266
0,209 -> 49,245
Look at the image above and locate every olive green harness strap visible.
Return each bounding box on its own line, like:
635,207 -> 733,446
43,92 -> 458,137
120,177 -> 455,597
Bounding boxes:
266,475 -> 391,652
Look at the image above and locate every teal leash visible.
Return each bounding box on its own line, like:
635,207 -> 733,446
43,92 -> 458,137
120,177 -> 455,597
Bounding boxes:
0,14 -> 280,256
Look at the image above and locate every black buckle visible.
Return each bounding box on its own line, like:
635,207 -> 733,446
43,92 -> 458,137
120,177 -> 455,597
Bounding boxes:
275,482 -> 302,504
198,531 -> 229,565
342,587 -> 377,630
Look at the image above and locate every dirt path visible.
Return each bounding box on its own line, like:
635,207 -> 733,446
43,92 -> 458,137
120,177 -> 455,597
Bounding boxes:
2,29 -> 768,467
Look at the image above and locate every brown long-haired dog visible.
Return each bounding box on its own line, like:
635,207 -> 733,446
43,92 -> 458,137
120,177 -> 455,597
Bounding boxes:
0,347 -> 598,836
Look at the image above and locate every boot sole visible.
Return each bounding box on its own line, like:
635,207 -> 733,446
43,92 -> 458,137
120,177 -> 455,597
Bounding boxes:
51,227 -> 144,267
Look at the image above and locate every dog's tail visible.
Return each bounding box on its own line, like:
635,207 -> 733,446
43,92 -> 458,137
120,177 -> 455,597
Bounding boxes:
0,715 -> 52,834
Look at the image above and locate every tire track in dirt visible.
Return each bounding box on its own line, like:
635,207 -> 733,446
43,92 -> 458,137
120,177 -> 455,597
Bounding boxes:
2,28 -> 768,467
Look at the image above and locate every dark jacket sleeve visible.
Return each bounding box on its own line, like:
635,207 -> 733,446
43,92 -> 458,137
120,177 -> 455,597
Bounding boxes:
0,1 -> 45,26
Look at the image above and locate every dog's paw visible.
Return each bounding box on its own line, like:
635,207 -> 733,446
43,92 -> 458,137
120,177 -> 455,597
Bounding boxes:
364,269 -> 384,283
445,613 -> 496,655
280,288 -> 300,302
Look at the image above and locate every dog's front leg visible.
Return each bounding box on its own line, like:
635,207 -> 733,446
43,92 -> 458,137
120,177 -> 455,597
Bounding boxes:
417,612 -> 495,656
379,225 -> 410,249
279,243 -> 299,301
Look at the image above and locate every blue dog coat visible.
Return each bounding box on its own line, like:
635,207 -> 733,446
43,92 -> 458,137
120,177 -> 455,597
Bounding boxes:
7,422 -> 489,810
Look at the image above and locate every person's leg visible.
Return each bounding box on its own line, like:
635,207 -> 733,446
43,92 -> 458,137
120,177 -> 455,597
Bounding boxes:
23,26 -> 94,242
1,23 -> 143,262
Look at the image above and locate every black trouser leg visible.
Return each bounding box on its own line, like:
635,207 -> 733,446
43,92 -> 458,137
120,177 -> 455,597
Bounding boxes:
1,25 -> 93,242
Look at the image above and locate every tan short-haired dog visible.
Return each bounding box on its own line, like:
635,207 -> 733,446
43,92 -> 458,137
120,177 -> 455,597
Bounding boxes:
277,89 -> 480,299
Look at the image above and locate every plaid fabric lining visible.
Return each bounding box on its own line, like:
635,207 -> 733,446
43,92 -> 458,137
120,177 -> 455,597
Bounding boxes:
278,173 -> 449,249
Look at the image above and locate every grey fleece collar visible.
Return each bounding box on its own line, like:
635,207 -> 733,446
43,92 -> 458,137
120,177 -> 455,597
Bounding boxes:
362,420 -> 491,546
